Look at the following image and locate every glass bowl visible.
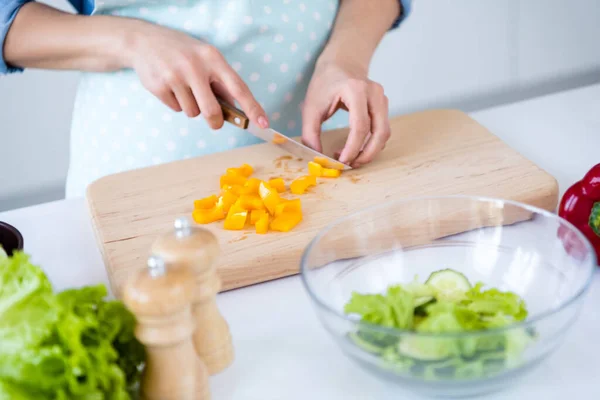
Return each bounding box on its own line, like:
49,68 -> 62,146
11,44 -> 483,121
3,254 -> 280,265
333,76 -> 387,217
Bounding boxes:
300,196 -> 596,398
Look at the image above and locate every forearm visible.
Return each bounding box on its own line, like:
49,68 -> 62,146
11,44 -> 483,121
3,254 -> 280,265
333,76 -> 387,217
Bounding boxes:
317,0 -> 400,74
4,2 -> 135,72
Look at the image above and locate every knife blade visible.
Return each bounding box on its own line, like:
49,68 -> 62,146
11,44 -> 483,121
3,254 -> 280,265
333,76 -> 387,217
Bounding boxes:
218,100 -> 351,171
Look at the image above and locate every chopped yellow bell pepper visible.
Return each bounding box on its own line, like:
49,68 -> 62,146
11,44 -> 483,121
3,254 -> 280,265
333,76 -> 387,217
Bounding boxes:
239,163 -> 254,177
268,178 -> 286,192
259,181 -> 281,215
226,163 -> 254,177
240,178 -> 262,195
274,198 -> 302,217
313,156 -> 345,171
270,212 -> 303,232
250,209 -> 267,225
322,167 -> 341,178
272,135 -> 287,145
194,194 -> 218,209
224,203 -> 248,230
220,173 -> 247,188
192,206 -> 225,224
238,194 -> 265,210
308,160 -> 342,178
222,184 -> 244,197
217,190 -> 239,213
290,175 -> 317,194
313,157 -> 331,168
255,213 -> 270,234
308,161 -> 323,177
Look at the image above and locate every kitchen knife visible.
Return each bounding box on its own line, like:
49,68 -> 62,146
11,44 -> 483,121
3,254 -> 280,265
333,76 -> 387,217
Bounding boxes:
218,100 -> 351,171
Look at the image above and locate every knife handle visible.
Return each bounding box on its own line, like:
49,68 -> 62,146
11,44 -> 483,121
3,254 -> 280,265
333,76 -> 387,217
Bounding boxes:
218,99 -> 249,129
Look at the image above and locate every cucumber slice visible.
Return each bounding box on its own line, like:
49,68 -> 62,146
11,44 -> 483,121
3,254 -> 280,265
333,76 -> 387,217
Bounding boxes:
414,296 -> 434,307
425,269 -> 472,302
397,337 -> 453,361
348,332 -> 385,355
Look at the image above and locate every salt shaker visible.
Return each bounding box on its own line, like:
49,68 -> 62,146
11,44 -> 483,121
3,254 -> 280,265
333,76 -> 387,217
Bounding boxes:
151,217 -> 234,375
122,255 -> 211,400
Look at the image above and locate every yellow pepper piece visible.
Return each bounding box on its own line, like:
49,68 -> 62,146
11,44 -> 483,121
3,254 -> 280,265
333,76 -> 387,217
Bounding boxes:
313,156 -> 345,171
255,213 -> 270,234
240,178 -> 262,195
220,173 -> 247,188
270,212 -> 303,232
272,135 -> 287,145
224,203 -> 248,230
192,206 -> 225,224
268,178 -> 286,192
238,194 -> 265,211
226,163 -> 254,178
239,163 -> 254,177
194,194 -> 218,209
259,181 -> 281,215
250,209 -> 267,225
274,198 -> 302,217
221,184 -> 244,197
308,161 -> 323,177
290,175 -> 317,195
322,167 -> 342,178
313,157 -> 331,168
217,190 -> 239,213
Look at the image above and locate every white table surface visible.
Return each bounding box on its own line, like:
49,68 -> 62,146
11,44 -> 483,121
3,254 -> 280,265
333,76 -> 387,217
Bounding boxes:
2,84 -> 599,400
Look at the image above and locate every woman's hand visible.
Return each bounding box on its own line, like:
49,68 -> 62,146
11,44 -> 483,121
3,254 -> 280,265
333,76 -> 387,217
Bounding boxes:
126,21 -> 268,130
4,3 -> 268,130
301,59 -> 391,168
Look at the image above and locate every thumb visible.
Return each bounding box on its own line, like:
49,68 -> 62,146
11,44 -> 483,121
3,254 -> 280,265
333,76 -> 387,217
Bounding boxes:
301,103 -> 325,152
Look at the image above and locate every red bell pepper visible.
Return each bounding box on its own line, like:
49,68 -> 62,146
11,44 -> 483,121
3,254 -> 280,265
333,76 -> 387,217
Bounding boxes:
558,163 -> 600,263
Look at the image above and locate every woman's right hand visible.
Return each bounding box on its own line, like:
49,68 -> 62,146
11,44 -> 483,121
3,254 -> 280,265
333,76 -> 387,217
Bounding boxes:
4,3 -> 267,130
123,20 -> 269,130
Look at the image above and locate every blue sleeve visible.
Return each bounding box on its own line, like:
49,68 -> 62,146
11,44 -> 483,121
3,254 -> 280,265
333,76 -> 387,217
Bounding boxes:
0,0 -> 32,74
1,0 -> 87,75
390,0 -> 412,29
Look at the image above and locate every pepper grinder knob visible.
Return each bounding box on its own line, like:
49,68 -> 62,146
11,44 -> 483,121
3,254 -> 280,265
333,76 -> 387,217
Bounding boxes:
174,216 -> 192,234
151,217 -> 234,375
122,255 -> 211,400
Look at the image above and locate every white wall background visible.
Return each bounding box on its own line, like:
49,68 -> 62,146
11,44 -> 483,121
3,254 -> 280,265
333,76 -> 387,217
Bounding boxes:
1,0 -> 599,211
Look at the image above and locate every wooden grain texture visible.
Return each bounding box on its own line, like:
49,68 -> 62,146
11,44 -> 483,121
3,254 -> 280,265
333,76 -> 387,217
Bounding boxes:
122,261 -> 211,400
87,109 -> 559,298
152,223 -> 234,375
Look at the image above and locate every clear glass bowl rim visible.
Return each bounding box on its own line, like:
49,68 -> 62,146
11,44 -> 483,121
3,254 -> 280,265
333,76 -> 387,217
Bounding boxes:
299,194 -> 597,339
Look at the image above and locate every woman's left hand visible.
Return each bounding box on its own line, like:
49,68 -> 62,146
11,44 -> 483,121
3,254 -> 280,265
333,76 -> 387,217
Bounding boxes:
301,60 -> 391,168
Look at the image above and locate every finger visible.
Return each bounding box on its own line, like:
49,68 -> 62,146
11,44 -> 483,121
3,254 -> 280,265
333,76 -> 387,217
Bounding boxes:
212,81 -> 236,107
191,80 -> 224,129
353,89 -> 390,166
338,85 -> 370,164
150,85 -> 182,112
301,103 -> 325,152
218,66 -> 269,128
172,85 -> 200,118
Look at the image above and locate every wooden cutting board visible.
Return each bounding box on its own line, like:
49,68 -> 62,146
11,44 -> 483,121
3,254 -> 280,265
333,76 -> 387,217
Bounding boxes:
87,109 -> 559,298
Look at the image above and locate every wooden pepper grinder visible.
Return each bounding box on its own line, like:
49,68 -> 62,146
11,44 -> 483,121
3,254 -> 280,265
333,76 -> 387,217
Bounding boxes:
122,255 -> 211,400
151,217 -> 234,375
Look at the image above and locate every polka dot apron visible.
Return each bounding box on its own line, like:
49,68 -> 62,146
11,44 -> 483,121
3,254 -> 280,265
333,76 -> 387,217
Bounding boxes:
65,0 -> 347,198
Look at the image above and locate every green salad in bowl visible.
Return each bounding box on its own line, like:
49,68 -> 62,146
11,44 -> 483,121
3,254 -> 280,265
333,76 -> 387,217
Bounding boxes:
300,196 -> 596,397
345,269 -> 535,382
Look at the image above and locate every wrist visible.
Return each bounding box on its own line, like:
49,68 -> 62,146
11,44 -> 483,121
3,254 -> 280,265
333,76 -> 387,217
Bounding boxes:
92,16 -> 142,70
315,48 -> 370,78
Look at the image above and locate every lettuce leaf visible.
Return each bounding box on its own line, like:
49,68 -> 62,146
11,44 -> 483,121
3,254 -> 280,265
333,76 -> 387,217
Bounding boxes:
344,285 -> 415,330
463,282 -> 528,322
344,269 -> 534,381
0,252 -> 144,399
